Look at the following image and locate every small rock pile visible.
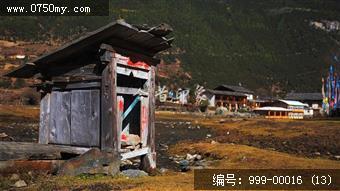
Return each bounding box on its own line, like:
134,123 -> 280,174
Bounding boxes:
8,173 -> 28,188
170,153 -> 212,172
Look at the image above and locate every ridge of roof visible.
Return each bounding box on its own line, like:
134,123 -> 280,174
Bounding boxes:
205,89 -> 247,97
214,84 -> 254,94
278,99 -> 308,106
5,20 -> 173,78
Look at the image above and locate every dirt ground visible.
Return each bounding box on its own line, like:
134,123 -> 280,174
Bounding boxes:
0,108 -> 340,190
211,119 -> 340,159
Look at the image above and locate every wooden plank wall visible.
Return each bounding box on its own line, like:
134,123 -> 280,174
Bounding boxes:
47,89 -> 100,147
71,90 -> 100,146
49,91 -> 71,144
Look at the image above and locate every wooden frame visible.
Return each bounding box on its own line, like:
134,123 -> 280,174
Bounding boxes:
99,45 -> 156,171
34,47 -> 158,171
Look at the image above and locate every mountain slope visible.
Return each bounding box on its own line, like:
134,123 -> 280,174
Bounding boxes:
0,0 -> 339,95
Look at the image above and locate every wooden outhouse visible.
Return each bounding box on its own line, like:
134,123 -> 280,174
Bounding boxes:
5,20 -> 173,171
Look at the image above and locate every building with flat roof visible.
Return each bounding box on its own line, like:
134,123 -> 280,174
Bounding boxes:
254,99 -> 312,119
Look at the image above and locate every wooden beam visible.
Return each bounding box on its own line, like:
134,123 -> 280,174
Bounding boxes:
100,44 -> 114,63
116,87 -> 148,96
52,81 -> 101,91
101,49 -> 116,151
117,63 -> 150,72
51,76 -> 102,83
41,62 -> 98,78
100,43 -> 160,66
0,142 -> 90,161
0,160 -> 63,175
148,66 -> 156,156
121,147 -> 149,160
117,66 -> 149,80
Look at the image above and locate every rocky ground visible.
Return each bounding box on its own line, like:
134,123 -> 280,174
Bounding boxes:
155,120 -> 214,171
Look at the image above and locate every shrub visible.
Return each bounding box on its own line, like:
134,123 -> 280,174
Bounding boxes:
21,88 -> 40,105
199,99 -> 209,112
0,78 -> 11,88
13,78 -> 26,89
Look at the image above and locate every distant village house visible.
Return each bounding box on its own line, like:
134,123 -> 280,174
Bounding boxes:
285,92 -> 323,113
201,84 -> 254,111
254,99 -> 312,119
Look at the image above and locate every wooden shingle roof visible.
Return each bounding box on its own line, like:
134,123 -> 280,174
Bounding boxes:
5,20 -> 173,78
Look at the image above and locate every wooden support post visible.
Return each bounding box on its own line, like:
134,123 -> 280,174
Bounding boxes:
149,66 -> 156,160
101,47 -> 117,152
141,66 -> 156,172
140,96 -> 149,147
117,96 -> 124,152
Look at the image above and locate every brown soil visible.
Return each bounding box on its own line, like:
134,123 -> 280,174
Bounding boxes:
213,119 -> 340,160
0,115 -> 38,142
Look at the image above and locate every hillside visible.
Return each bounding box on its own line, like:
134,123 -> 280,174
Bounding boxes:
0,0 -> 340,96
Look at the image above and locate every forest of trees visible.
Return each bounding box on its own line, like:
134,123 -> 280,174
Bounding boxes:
0,0 -> 339,94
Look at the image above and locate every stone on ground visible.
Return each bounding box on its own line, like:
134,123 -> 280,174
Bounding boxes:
179,160 -> 190,172
10,173 -> 20,181
58,148 -> 120,176
121,169 -> 148,178
14,180 -> 27,188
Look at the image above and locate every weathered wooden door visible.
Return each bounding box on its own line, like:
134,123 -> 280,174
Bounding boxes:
47,89 -> 100,147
